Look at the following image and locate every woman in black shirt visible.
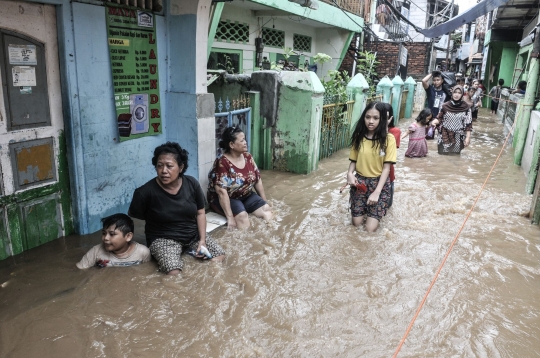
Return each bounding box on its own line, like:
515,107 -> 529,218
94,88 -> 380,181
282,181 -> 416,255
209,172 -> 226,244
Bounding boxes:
129,142 -> 225,275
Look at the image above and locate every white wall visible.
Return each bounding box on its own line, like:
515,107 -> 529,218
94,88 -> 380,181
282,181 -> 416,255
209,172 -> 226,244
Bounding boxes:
215,5 -> 350,77
407,0 -> 429,43
0,3 -> 64,196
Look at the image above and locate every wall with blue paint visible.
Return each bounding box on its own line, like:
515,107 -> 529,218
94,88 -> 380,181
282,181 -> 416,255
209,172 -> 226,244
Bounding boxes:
72,3 -> 168,233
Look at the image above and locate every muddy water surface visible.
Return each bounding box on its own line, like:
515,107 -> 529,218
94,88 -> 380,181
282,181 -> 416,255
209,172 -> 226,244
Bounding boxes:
1,110 -> 540,357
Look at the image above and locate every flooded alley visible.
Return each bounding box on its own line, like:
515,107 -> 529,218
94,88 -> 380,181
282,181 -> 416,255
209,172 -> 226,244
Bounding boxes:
1,110 -> 539,358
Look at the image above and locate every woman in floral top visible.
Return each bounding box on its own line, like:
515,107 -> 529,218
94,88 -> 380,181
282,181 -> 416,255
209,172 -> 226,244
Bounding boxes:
208,127 -> 273,229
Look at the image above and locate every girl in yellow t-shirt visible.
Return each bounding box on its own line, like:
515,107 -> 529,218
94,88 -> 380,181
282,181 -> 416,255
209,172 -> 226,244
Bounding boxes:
347,102 -> 397,232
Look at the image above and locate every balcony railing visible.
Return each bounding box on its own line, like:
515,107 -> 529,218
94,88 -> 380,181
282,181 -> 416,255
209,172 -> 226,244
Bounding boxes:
374,0 -> 408,40
319,0 -> 367,18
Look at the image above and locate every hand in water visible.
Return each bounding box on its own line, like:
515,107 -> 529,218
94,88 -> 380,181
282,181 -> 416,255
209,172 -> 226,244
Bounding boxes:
96,259 -> 110,268
195,241 -> 212,260
227,217 -> 237,230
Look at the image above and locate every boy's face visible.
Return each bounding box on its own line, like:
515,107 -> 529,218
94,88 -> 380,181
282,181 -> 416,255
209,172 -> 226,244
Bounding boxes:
472,81 -> 478,89
433,76 -> 443,87
102,224 -> 132,253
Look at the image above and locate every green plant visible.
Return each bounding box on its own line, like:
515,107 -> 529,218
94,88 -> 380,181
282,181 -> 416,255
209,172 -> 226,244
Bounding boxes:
451,31 -> 462,52
218,54 -> 235,74
322,70 -> 351,103
356,50 -> 379,97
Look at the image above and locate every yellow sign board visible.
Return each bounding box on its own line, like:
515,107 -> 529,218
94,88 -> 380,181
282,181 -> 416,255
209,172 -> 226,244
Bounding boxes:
108,38 -> 130,47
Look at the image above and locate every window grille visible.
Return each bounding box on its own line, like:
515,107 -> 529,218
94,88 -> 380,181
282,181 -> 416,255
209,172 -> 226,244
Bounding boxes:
262,28 -> 285,48
215,20 -> 249,44
293,34 -> 312,53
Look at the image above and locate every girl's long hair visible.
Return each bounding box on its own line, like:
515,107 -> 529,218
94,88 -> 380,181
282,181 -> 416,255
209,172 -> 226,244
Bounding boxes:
416,108 -> 432,125
382,102 -> 395,128
350,102 -> 388,152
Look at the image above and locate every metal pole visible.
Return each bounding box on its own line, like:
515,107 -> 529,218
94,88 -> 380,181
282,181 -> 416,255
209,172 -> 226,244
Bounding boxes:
445,0 -> 454,70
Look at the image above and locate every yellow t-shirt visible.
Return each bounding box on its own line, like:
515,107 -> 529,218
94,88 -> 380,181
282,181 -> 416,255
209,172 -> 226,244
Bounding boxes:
349,134 -> 397,177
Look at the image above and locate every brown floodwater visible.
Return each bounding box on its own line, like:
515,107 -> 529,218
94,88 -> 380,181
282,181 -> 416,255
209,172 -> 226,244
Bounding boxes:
1,109 -> 539,357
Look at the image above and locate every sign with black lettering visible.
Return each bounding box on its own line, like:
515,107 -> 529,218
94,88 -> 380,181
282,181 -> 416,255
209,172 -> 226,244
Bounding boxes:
106,4 -> 161,141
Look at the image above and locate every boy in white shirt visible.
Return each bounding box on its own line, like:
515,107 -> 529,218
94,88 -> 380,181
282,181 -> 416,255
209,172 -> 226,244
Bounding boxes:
77,214 -> 151,269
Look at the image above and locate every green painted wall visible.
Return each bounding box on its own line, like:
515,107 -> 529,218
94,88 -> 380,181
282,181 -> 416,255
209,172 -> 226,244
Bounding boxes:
207,3 -> 225,59
275,71 -> 325,174
500,45 -> 519,86
248,0 -> 364,32
483,42 -> 518,108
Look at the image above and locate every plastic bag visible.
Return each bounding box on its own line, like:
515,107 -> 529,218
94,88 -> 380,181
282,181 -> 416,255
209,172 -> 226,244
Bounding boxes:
441,72 -> 457,87
426,126 -> 435,139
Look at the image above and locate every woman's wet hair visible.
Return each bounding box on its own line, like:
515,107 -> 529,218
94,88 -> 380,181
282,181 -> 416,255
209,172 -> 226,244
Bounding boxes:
101,213 -> 134,236
218,126 -> 243,153
350,101 -> 389,152
416,108 -> 432,125
151,142 -> 189,175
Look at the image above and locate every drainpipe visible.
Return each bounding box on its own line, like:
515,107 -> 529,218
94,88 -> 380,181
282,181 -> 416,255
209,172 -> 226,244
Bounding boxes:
514,25 -> 540,166
351,34 -> 360,77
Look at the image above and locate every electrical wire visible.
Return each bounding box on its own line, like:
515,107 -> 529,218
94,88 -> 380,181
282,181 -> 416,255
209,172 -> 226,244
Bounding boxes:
249,17 -> 273,36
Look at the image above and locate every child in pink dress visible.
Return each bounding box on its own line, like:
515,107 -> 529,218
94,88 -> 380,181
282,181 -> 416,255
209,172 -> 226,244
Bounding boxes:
402,109 -> 432,158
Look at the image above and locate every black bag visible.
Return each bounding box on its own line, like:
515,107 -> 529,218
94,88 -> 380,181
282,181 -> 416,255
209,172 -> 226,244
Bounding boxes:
441,72 -> 457,87
441,72 -> 456,103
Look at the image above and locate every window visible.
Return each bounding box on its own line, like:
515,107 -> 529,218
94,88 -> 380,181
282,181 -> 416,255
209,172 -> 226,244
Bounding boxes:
262,28 -> 285,48
293,34 -> 312,53
207,49 -> 242,74
215,20 -> 249,44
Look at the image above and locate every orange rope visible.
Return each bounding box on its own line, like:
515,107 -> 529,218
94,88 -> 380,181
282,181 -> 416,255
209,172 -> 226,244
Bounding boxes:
392,110 -> 520,357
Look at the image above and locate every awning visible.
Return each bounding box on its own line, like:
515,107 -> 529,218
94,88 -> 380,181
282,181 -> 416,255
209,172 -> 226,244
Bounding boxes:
420,0 -> 511,38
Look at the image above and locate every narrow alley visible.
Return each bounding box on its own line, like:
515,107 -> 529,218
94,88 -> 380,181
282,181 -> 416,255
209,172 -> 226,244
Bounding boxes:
1,109 -> 539,357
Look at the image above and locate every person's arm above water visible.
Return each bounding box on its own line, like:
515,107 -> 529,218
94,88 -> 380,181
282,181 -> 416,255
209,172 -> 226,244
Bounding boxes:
215,185 -> 237,230
367,163 -> 391,206
347,160 -> 358,187
254,178 -> 268,202
195,208 -> 207,257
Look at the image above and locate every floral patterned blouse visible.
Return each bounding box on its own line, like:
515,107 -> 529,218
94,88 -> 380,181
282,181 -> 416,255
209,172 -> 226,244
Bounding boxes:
207,152 -> 261,203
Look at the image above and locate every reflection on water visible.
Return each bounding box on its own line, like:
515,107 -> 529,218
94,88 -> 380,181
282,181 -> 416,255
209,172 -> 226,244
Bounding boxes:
1,110 -> 540,357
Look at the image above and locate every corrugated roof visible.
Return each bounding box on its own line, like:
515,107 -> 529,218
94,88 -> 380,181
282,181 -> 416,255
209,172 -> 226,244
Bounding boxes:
491,0 -> 540,30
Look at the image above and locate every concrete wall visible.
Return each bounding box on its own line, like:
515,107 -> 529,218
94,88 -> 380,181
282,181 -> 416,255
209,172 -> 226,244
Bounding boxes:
251,71 -> 324,174
71,3 -> 168,232
413,82 -> 427,112
213,4 -> 353,78
0,3 -> 65,196
522,111 -> 540,177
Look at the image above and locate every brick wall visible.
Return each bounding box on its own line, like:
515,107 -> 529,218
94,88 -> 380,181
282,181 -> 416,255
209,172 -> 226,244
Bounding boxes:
338,38 -> 432,81
363,41 -> 431,81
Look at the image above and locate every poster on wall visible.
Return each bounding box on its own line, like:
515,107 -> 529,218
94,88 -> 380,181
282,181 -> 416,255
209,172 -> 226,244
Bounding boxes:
12,66 -> 36,86
480,46 -> 489,81
106,4 -> 161,142
8,44 -> 37,65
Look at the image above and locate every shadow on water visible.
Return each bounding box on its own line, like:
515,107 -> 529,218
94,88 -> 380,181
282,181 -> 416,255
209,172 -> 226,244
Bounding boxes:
1,109 -> 540,357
